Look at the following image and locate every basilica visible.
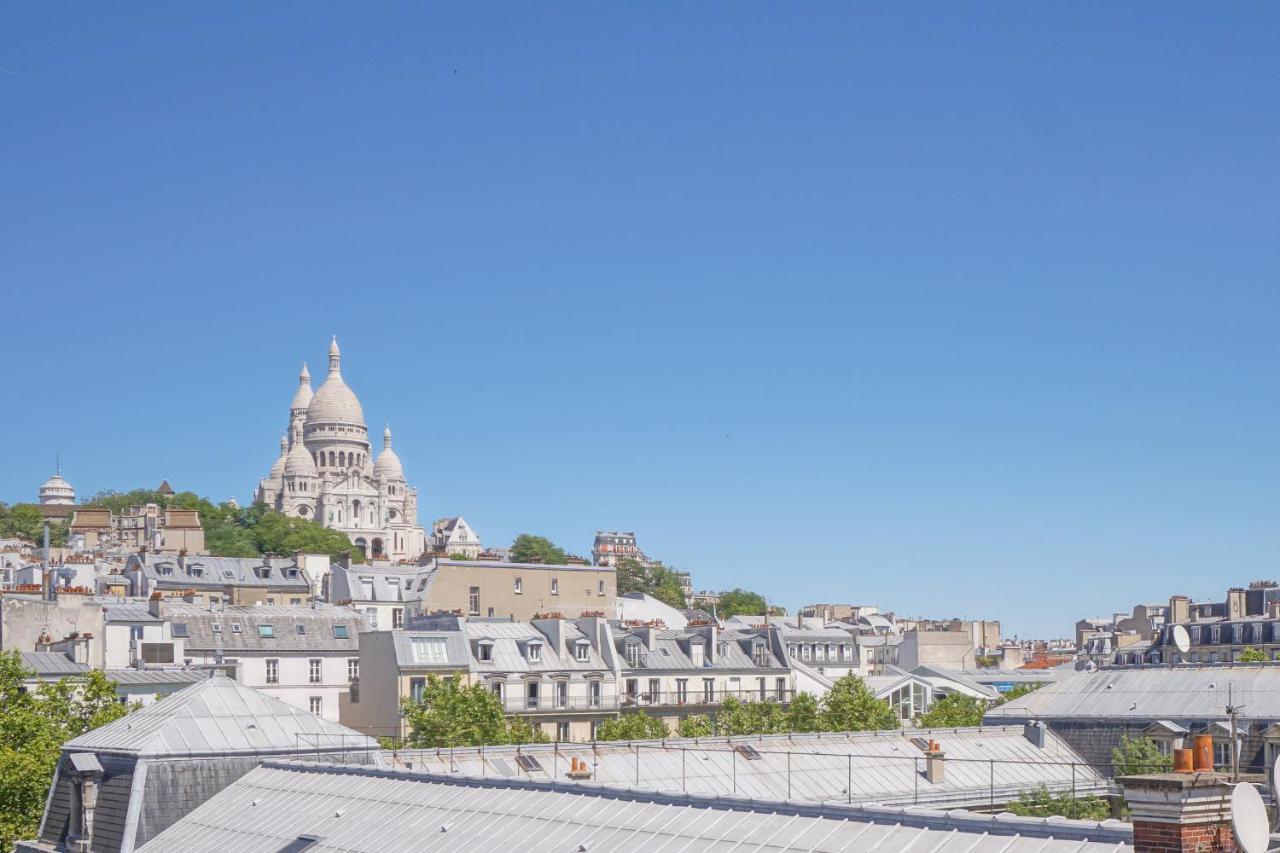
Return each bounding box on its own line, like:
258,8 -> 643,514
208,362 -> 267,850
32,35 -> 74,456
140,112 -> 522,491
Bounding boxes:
255,337 -> 426,561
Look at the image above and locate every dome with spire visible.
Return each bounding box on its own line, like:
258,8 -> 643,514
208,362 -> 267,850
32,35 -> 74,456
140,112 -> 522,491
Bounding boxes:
306,336 -> 366,427
283,426 -> 318,478
373,424 -> 405,481
38,466 -> 76,506
290,363 -> 313,411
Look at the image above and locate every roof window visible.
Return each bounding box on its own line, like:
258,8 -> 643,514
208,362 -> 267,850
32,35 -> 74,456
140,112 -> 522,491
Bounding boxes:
296,623 -> 307,635
333,625 -> 350,639
171,623 -> 189,638
514,754 -> 543,772
735,744 -> 763,760
211,623 -> 222,633
230,623 -> 242,633
258,625 -> 275,638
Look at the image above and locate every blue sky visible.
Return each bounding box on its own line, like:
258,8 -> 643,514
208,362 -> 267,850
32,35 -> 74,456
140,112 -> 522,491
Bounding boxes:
3,5 -> 1278,638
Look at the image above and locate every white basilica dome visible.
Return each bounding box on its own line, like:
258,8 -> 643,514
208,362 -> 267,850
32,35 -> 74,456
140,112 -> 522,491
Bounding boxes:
306,337 -> 366,427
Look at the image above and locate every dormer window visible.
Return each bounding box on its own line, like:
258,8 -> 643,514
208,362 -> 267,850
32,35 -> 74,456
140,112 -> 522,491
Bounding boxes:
752,641 -> 769,667
625,641 -> 642,668
574,641 -> 590,662
187,565 -> 203,577
690,641 -> 705,667
158,564 -> 173,576
477,640 -> 494,662
257,567 -> 272,580
527,641 -> 542,663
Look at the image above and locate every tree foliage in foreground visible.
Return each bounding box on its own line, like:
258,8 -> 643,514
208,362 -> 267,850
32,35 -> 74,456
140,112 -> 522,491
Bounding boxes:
715,588 -> 769,619
596,712 -> 670,741
1240,646 -> 1268,663
1007,785 -> 1110,820
0,651 -> 133,851
400,674 -> 548,747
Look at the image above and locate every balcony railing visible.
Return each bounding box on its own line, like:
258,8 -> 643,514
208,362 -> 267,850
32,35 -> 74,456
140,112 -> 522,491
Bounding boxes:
495,688 -> 794,714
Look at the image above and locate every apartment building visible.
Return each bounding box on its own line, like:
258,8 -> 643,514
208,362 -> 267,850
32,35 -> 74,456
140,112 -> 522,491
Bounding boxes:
116,552 -> 315,606
341,627 -> 472,739
166,601 -> 367,721
409,558 -> 617,621
591,530 -> 647,567
328,562 -> 431,630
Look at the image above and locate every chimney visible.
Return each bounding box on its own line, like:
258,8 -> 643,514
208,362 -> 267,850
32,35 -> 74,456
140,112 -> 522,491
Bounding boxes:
66,753 -> 104,853
148,590 -> 164,619
924,740 -> 945,784
1023,721 -> 1047,748
1120,772 -> 1237,853
1227,588 -> 1246,620
1168,595 -> 1190,625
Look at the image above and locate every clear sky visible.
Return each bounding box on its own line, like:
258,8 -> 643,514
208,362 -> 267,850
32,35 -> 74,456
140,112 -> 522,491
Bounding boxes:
3,4 -> 1278,638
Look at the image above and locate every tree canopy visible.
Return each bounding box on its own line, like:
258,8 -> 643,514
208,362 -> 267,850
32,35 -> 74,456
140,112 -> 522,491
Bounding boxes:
1240,646 -> 1268,662
0,651 -> 133,851
596,712 -> 670,741
715,588 -> 769,619
616,558 -> 687,609
509,534 -> 568,565
80,490 -> 363,563
0,504 -> 66,547
1111,735 -> 1172,776
914,693 -> 985,728
401,674 -> 548,747
818,673 -> 901,732
1007,785 -> 1110,821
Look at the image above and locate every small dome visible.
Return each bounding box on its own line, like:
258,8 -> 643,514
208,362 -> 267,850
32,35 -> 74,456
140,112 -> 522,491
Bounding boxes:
373,424 -> 405,481
306,337 -> 366,427
283,437 -> 318,479
290,362 -> 313,411
267,435 -> 288,481
39,469 -> 76,506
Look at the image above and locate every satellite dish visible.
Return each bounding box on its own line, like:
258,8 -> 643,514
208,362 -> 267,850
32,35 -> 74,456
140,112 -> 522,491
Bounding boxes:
1231,781 -> 1269,853
1272,752 -> 1280,810
1172,625 -> 1191,657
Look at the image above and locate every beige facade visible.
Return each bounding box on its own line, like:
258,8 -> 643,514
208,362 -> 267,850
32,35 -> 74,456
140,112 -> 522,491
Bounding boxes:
0,591 -> 107,668
412,559 -> 617,622
897,629 -> 977,670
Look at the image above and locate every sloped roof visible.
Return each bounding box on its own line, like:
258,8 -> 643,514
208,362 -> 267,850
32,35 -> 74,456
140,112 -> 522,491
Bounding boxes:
136,762 -> 1131,852
165,603 -> 365,653
65,673 -> 376,757
21,651 -> 91,677
985,664 -> 1280,722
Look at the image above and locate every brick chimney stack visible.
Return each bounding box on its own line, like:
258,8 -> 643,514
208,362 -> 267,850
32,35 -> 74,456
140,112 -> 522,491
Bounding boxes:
1120,772 -> 1237,852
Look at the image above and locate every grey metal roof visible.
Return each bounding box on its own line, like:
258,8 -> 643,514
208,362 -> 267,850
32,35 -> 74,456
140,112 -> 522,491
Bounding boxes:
985,664 -> 1280,723
127,553 -> 311,590
105,668 -> 211,686
165,602 -> 366,653
65,673 -> 377,757
467,621 -> 608,674
612,626 -> 787,672
21,651 -> 91,677
385,725 -> 1107,810
135,762 -> 1131,852
389,630 -> 471,669
329,564 -> 431,605
100,599 -> 163,623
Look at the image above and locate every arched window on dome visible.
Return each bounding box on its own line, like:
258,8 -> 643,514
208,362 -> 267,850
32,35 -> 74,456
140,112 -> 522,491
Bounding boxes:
339,451 -> 346,467
316,453 -> 323,467
329,451 -> 336,467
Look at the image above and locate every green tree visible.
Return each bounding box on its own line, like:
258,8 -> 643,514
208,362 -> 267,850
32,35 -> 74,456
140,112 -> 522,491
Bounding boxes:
677,715 -> 713,738
1111,735 -> 1172,776
817,673 -> 900,732
1240,646 -> 1268,663
785,692 -> 819,733
509,534 -> 568,565
401,675 -> 546,747
716,588 -> 768,619
713,697 -> 788,735
995,682 -> 1044,705
0,504 -> 63,546
596,712 -> 669,741
616,558 -> 688,609
915,693 -> 986,728
1007,785 -> 1110,820
448,552 -> 473,561
0,652 -> 133,851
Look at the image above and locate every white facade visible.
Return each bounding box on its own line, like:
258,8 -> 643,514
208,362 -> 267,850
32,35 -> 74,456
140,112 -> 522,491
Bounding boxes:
256,338 -> 427,561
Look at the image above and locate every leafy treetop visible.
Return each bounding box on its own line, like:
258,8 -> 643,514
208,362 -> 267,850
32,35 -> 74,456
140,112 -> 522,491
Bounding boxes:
400,674 -> 547,747
616,558 -> 687,609
509,534 -> 568,565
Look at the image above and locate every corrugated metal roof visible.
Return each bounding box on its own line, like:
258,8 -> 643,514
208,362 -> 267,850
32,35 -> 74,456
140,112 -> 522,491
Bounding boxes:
65,674 -> 377,757
384,725 -> 1106,809
985,664 -> 1280,722
135,762 -> 1132,852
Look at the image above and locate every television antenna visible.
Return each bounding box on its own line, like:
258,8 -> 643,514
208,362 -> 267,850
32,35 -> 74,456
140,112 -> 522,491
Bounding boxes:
1230,781 -> 1269,853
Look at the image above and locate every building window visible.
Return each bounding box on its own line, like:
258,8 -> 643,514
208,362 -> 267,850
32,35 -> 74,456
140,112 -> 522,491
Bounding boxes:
557,721 -> 570,742
231,623 -> 242,633
309,696 -> 322,716
598,580 -> 605,596
691,643 -> 704,667
477,641 -> 494,663
310,659 -> 322,684
776,677 -> 788,700
575,642 -> 590,662
392,608 -> 404,629
676,679 -> 688,704
757,677 -> 767,700
333,625 -> 349,639
555,680 -> 568,708
590,721 -> 599,740
647,678 -> 661,704
491,682 -> 503,702
266,659 -> 279,684
703,678 -> 715,704
551,578 -> 559,596
468,586 -> 480,616
589,680 -> 601,708
527,642 -> 542,663
626,643 -> 641,667
348,659 -> 359,681
526,681 -> 540,710
514,577 -> 522,594
410,677 -> 426,703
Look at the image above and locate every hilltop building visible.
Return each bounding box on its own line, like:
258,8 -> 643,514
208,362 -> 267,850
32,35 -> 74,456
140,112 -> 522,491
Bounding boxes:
255,338 -> 426,561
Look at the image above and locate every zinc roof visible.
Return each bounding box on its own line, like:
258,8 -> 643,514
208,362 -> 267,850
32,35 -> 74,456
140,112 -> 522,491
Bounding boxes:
985,664 -> 1280,723
21,651 -> 91,677
465,621 -> 608,673
104,668 -> 210,686
385,726 -> 1106,810
64,673 -> 376,757
165,603 -> 366,653
135,762 -> 1131,853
